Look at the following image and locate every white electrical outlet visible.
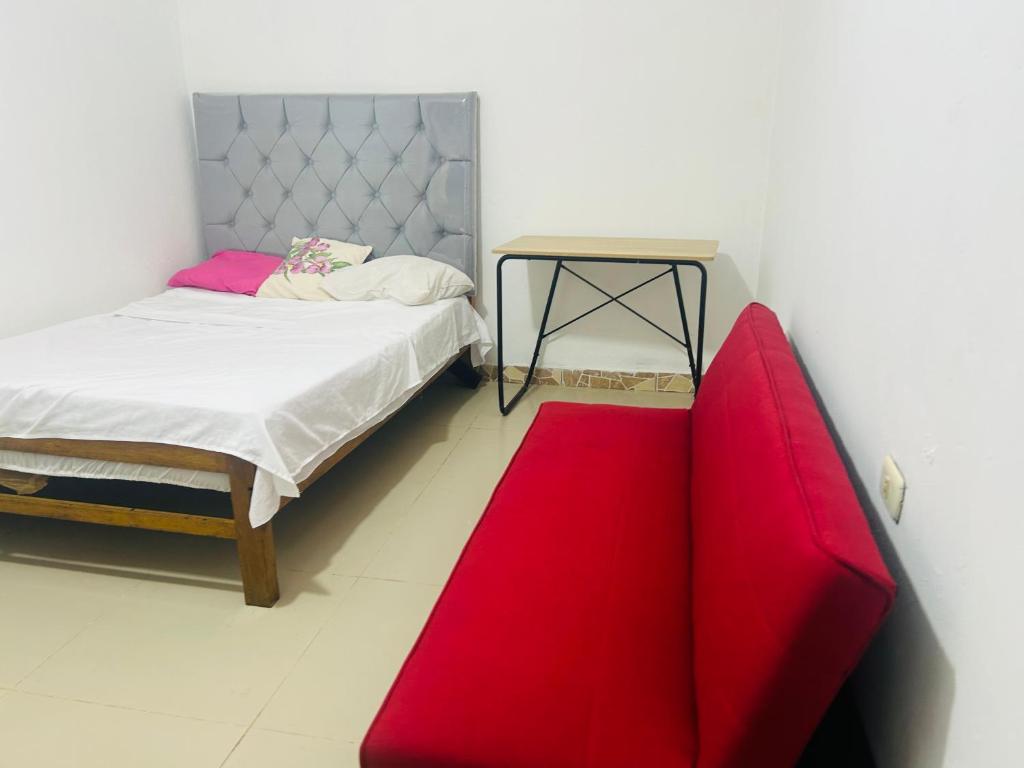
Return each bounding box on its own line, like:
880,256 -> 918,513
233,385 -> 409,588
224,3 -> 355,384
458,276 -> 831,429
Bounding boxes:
880,455 -> 906,523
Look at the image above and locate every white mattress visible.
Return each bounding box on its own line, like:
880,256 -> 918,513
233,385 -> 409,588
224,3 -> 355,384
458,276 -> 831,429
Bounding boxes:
0,288 -> 491,525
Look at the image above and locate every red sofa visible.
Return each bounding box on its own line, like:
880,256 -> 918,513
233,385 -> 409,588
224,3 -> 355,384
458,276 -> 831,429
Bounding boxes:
362,303 -> 896,768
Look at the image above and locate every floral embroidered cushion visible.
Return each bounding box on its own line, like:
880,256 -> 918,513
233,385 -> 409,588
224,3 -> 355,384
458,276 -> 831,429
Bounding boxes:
256,237 -> 373,301
282,236 -> 372,274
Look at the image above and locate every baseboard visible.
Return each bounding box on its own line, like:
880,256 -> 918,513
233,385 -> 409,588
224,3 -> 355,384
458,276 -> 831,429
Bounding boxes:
480,365 -> 694,394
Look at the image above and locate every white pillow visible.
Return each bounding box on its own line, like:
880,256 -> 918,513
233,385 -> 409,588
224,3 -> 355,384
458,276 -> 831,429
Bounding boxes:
322,255 -> 474,305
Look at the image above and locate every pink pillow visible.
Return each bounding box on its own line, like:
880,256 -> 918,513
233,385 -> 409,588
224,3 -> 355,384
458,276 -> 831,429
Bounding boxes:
168,250 -> 282,295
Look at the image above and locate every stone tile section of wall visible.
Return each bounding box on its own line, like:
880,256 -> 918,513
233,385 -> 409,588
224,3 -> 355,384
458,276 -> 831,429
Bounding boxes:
479,365 -> 693,394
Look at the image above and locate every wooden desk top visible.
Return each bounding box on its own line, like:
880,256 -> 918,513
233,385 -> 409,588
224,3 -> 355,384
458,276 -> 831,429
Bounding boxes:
493,235 -> 718,262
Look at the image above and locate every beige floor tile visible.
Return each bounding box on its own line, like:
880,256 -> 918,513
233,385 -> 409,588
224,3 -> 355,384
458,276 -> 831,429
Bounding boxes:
275,475 -> 425,579
223,729 -> 358,768
256,577 -> 441,742
18,572 -> 356,725
275,421 -> 468,577
429,424 -> 529,496
470,381 -> 574,430
349,418 -> 471,488
362,481 -> 485,586
0,559 -> 131,687
0,691 -> 242,768
390,378 -> 492,428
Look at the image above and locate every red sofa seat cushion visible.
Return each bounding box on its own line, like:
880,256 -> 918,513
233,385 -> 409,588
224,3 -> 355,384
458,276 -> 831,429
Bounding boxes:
362,404 -> 696,768
689,304 -> 896,767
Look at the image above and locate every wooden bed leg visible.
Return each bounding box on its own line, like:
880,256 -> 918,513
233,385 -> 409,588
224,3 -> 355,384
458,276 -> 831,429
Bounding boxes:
228,459 -> 280,607
449,350 -> 482,389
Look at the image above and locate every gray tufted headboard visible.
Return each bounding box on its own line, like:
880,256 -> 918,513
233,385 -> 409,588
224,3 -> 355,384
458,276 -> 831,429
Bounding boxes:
193,92 -> 478,285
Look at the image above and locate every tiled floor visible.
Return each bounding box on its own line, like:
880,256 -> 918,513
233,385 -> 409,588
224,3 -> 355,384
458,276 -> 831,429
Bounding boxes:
0,381 -> 692,767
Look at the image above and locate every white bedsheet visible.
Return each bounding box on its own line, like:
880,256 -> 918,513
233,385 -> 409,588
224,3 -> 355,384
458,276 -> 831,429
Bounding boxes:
0,288 -> 491,525
0,450 -> 232,492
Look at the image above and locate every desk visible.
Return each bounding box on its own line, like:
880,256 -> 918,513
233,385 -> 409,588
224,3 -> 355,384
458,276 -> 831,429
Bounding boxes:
493,235 -> 717,414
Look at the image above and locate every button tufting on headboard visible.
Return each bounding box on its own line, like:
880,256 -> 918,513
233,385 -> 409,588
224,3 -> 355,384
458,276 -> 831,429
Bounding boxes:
193,92 -> 479,286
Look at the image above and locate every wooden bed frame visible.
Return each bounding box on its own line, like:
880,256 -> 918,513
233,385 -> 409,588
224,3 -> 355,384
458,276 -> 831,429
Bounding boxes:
0,348 -> 480,607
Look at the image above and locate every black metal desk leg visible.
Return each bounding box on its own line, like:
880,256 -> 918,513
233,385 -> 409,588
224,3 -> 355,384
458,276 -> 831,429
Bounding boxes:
497,257 -> 563,415
694,262 -> 708,391
671,266 -> 697,386
496,254 -> 508,413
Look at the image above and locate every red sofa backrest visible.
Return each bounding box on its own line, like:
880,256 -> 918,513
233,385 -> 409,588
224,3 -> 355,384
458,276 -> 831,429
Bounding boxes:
689,304 -> 895,768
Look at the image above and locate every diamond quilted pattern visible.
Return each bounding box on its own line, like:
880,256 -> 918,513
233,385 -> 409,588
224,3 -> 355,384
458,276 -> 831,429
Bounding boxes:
316,204 -> 357,242
261,229 -> 291,255
238,97 -> 286,155
249,169 -> 283,222
267,133 -> 308,187
233,198 -> 270,250
355,132 -> 397,189
194,93 -> 477,285
199,161 -> 244,224
290,168 -> 330,221
327,97 -> 374,151
359,200 -> 401,254
399,131 -> 442,192
385,232 -> 416,257
380,168 -> 424,224
225,135 -> 264,190
282,95 -> 330,155
310,133 -> 351,190
274,199 -> 314,240
375,95 -> 421,153
428,160 -> 472,235
404,203 -> 445,255
332,169 -> 371,224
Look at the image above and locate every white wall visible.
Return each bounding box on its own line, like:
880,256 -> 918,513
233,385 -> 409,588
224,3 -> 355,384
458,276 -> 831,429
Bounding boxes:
176,0 -> 780,372
0,0 -> 201,339
759,2 -> 1024,765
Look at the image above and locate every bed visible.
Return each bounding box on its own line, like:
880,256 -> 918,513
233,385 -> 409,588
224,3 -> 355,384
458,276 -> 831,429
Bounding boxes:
0,92 -> 485,606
